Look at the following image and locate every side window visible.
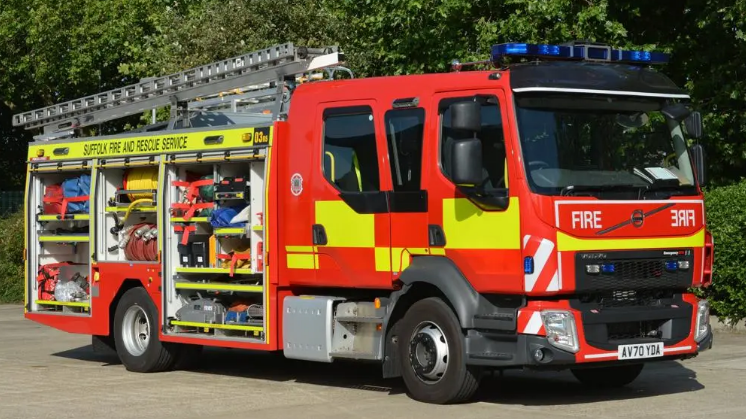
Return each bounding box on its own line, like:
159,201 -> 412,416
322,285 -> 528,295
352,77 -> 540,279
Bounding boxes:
385,108 -> 425,191
440,96 -> 507,191
322,106 -> 380,192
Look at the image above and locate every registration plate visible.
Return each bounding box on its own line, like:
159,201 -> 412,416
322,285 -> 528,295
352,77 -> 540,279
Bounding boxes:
617,342 -> 664,360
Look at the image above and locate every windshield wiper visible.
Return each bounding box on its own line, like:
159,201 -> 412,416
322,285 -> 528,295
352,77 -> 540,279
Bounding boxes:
560,184 -> 642,196
642,182 -> 696,196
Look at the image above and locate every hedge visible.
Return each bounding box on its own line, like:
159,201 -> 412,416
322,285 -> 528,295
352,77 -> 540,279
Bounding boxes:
0,184 -> 745,323
702,180 -> 746,325
0,210 -> 24,303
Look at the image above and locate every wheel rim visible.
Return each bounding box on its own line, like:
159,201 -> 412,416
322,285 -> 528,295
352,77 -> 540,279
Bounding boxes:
408,321 -> 449,383
121,305 -> 150,356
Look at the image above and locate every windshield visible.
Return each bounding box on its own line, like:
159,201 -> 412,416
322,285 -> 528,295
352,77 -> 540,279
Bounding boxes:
514,94 -> 698,198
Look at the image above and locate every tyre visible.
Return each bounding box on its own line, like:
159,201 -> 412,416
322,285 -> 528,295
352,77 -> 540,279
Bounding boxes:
398,297 -> 482,404
113,287 -> 179,372
571,363 -> 645,388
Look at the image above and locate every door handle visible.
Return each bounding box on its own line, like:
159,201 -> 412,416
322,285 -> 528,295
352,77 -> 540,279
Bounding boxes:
428,224 -> 446,247
312,224 -> 328,245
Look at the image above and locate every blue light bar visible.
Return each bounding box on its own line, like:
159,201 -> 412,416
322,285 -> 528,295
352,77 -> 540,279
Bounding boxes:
491,42 -> 669,65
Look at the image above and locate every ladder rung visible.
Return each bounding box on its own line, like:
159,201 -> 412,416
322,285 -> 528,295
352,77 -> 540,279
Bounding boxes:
13,43 -> 342,133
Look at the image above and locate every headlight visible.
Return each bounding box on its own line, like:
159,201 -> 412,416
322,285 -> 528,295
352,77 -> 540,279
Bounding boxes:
540,310 -> 579,353
695,299 -> 710,343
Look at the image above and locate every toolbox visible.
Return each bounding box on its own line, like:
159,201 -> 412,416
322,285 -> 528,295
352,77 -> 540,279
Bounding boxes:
214,177 -> 249,201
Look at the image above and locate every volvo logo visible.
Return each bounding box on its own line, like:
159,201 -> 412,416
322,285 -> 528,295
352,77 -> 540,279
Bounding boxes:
631,209 -> 645,227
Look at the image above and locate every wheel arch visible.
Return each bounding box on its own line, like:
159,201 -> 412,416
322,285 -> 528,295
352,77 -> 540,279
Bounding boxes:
381,256 -> 481,378
106,279 -> 147,336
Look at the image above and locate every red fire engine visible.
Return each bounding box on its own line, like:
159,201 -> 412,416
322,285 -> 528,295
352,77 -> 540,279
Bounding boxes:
15,41 -> 713,404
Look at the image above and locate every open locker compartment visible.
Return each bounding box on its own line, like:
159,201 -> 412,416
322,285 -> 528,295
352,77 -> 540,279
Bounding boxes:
95,160 -> 160,263
162,154 -> 267,342
27,165 -> 93,315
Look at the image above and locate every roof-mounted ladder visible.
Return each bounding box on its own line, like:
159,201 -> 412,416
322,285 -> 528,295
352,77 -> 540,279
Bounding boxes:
13,43 -> 345,138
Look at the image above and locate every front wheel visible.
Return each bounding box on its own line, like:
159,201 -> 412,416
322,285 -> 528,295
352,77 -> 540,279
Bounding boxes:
571,363 -> 645,388
398,297 -> 482,404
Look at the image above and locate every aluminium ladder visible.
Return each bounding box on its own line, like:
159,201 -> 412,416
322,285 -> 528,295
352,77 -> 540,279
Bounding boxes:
13,43 -> 346,139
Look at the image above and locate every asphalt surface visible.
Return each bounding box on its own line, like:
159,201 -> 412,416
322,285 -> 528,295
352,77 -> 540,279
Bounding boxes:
1,304 -> 745,419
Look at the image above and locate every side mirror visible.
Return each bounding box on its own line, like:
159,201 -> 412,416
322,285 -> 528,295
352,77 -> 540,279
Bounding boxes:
685,111 -> 703,139
690,144 -> 707,186
450,101 -> 481,132
662,103 -> 691,121
452,138 -> 483,185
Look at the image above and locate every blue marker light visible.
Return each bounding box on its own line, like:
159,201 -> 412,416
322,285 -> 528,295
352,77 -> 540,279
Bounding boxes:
491,42 -> 669,65
601,263 -> 616,274
665,260 -> 679,271
524,256 -> 534,274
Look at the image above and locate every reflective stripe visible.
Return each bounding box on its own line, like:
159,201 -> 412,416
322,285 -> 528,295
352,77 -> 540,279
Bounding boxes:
523,235 -> 559,293
287,254 -> 315,269
314,200 -> 375,247
443,197 -> 520,249
557,228 -> 705,252
517,310 -> 546,336
286,245 -> 314,252
375,247 -> 391,271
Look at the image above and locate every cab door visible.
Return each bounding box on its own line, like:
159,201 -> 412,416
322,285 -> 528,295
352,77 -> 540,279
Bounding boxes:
381,102 -> 431,276
311,101 -> 393,288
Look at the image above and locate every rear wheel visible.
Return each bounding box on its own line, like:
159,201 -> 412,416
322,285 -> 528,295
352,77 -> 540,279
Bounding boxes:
398,297 -> 482,404
571,363 -> 645,388
113,287 -> 179,372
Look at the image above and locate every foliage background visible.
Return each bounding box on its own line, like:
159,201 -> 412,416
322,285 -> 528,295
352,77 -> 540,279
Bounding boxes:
1,0 -> 745,321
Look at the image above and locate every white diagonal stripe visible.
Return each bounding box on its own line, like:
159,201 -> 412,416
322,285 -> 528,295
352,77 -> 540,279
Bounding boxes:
545,271 -> 559,292
525,239 -> 554,292
524,312 -> 543,335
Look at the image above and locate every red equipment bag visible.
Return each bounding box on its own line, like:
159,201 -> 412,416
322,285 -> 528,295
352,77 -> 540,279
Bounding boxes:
42,184 -> 64,215
36,262 -> 73,301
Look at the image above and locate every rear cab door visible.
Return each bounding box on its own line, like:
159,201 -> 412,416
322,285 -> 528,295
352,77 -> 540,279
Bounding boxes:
311,100 -> 393,288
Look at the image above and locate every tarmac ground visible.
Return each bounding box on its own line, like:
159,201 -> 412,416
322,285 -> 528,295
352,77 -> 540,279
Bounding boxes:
1,304 -> 745,419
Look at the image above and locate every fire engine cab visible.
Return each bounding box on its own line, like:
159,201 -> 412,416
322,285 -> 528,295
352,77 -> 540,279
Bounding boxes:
15,41 -> 714,404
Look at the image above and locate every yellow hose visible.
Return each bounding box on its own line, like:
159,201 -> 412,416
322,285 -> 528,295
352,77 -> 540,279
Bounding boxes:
123,199 -> 154,221
124,167 -> 159,201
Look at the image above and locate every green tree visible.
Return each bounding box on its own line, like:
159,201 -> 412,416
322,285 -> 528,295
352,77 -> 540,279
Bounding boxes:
0,0 -> 176,188
333,0 -> 628,77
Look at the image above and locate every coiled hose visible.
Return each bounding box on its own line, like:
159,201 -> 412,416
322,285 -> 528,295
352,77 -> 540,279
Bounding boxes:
123,167 -> 158,201
123,222 -> 158,261
110,168 -> 160,261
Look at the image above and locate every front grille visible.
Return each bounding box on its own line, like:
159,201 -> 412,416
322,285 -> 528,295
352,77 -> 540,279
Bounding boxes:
614,259 -> 672,281
575,250 -> 694,292
607,320 -> 666,341
585,290 -> 671,308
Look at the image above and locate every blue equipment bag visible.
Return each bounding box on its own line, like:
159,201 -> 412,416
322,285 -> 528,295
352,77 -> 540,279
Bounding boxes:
62,174 -> 91,214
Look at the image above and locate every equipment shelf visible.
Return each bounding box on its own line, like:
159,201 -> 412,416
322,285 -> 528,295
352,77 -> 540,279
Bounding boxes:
38,235 -> 90,243
174,281 -> 262,293
105,206 -> 157,213
213,227 -> 247,237
175,267 -> 255,275
36,300 -> 90,308
37,214 -> 90,221
170,217 -> 210,223
171,320 -> 263,332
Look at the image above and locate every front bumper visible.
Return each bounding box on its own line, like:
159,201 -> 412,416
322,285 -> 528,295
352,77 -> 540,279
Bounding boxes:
464,313 -> 713,369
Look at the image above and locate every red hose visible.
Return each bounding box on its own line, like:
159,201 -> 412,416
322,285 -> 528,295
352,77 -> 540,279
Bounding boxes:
124,222 -> 158,261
